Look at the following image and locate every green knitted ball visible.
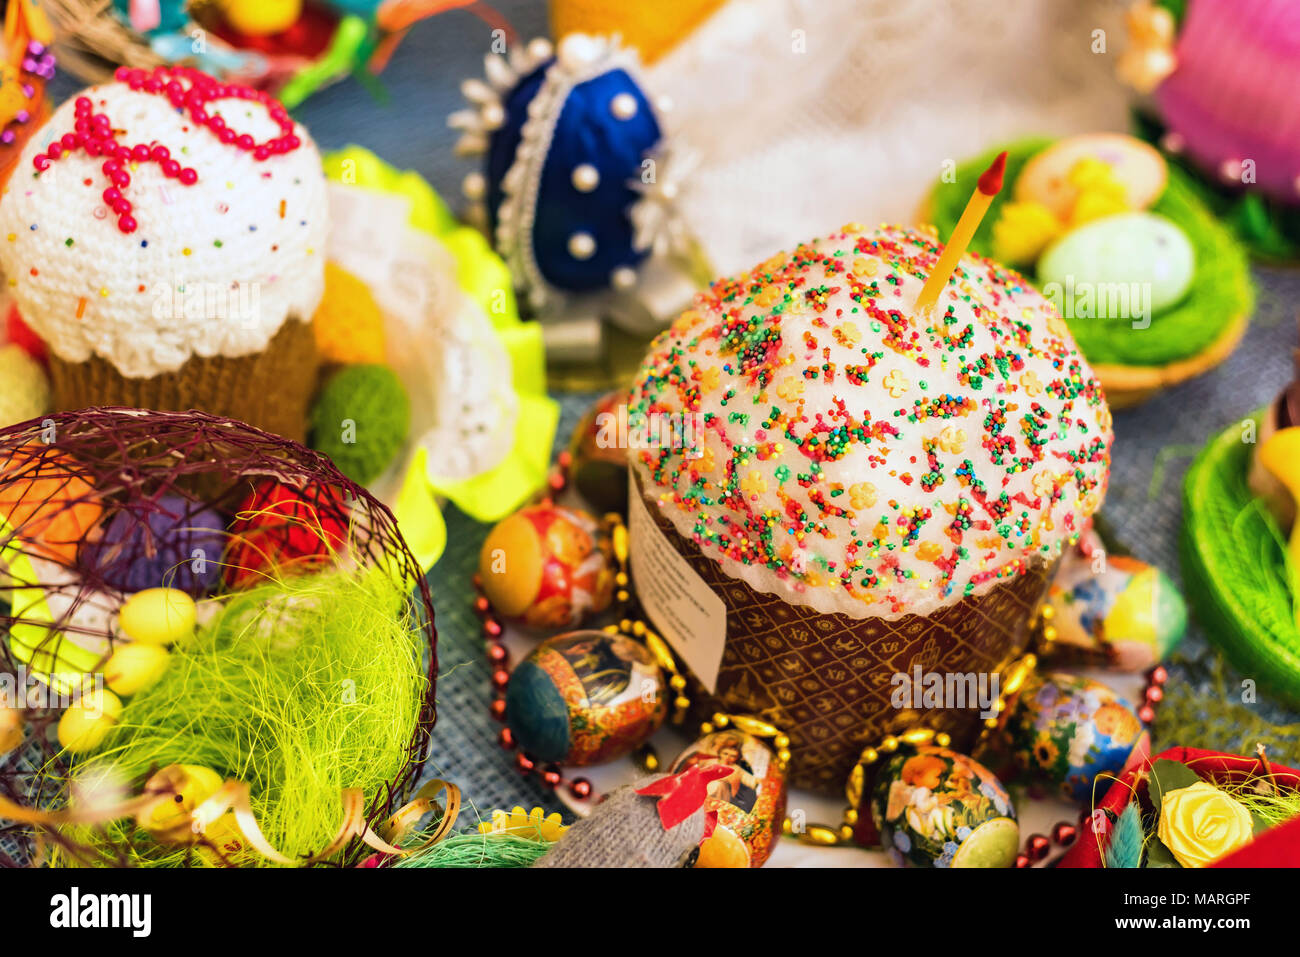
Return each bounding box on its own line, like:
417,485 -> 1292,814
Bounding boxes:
309,364 -> 410,485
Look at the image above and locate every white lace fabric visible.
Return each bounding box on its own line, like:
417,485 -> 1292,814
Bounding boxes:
647,0 -> 1132,276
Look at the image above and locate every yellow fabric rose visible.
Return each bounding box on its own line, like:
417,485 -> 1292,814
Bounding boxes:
1156,781 -> 1254,867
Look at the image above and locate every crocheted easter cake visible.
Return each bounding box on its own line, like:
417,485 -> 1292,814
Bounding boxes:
0,66 -> 328,440
627,223 -> 1113,790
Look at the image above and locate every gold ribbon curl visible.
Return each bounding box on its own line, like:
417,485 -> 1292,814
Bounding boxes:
0,765 -> 462,867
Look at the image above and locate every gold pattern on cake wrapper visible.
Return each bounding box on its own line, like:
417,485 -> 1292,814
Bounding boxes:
634,472 -> 1054,792
0,766 -> 462,867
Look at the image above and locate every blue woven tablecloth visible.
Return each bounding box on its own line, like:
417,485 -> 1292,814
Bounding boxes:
42,0 -> 1300,827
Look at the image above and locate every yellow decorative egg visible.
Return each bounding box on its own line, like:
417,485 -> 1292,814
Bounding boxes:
56,690 -> 123,754
118,588 -> 196,646
139,764 -> 253,864
143,764 -> 224,834
1044,532 -> 1186,671
479,505 -> 616,629
104,643 -> 171,696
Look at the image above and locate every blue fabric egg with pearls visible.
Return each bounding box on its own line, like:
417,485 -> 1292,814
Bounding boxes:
456,35 -> 667,305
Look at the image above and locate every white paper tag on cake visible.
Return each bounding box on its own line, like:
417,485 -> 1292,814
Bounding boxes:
627,475 -> 727,692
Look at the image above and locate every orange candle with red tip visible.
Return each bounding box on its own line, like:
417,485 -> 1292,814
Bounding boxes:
916,150 -> 1007,314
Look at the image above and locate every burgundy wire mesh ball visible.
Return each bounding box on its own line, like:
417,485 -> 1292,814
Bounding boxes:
0,408 -> 438,867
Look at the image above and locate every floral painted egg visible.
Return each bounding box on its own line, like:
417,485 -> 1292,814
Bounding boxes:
870,745 -> 1019,868
1007,672 -> 1144,802
670,730 -> 787,868
1045,532 -> 1186,671
479,505 -> 616,629
505,630 -> 666,766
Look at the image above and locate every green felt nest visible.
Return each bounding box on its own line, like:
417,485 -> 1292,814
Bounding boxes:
927,137 -> 1254,367
1180,411 -> 1300,707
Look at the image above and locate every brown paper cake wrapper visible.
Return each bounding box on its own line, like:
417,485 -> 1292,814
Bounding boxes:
46,318 -> 319,443
635,474 -> 1053,793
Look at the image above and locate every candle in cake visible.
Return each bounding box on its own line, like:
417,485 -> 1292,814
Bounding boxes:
916,150 -> 1007,314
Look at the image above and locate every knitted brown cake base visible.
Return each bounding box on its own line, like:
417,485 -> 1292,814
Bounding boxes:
46,319 -> 319,442
632,473 -> 1052,794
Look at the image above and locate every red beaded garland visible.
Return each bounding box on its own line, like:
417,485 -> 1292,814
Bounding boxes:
1051,822 -> 1077,846
473,452 -> 612,805
32,66 -> 301,234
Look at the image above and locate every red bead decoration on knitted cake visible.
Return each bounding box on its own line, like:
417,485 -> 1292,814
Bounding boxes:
31,66 -> 302,234
224,479 -> 350,589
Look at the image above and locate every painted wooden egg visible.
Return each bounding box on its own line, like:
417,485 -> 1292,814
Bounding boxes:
669,730 -> 787,868
870,745 -> 1019,868
479,504 -> 616,629
567,391 -> 630,515
1045,533 -> 1186,671
1039,211 -> 1195,316
505,630 -> 667,765
1007,672 -> 1144,802
1016,133 -> 1167,218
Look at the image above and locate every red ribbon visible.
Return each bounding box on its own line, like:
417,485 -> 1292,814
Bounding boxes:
636,764 -> 732,831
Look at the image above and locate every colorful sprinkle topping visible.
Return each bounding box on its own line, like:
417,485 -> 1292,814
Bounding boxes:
629,224 -> 1112,616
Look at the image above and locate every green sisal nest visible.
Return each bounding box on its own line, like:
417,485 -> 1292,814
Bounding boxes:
927,137 -> 1254,368
1180,412 -> 1300,707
